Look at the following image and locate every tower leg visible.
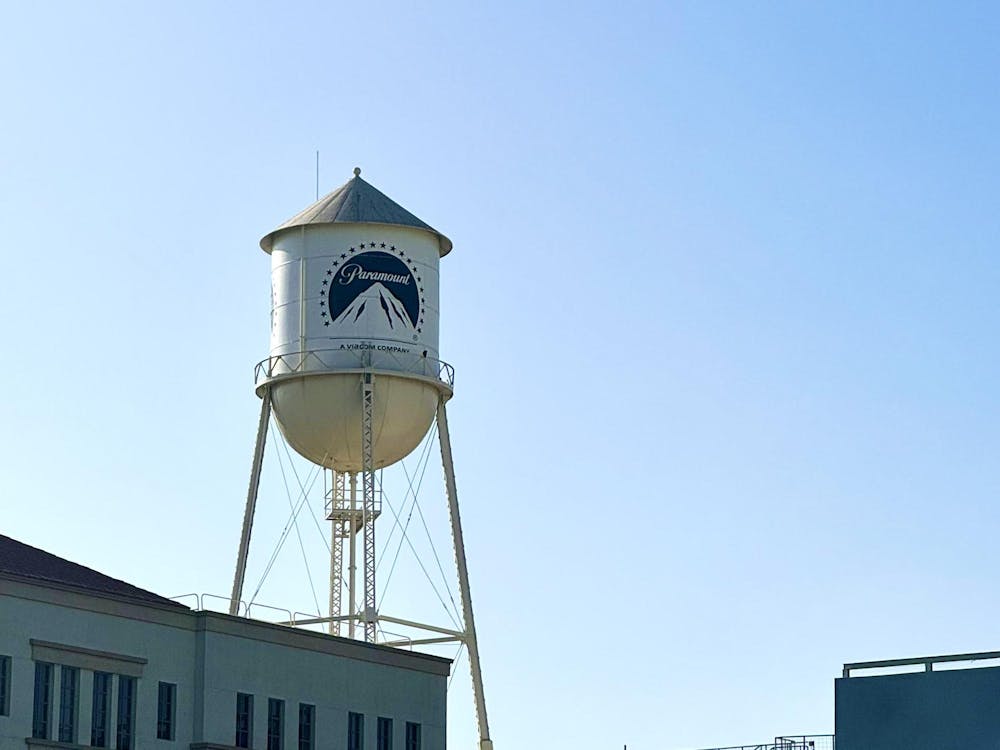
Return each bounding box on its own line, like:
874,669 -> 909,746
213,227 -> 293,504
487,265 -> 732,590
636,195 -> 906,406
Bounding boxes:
361,372 -> 377,643
230,389 -> 272,616
436,399 -> 493,749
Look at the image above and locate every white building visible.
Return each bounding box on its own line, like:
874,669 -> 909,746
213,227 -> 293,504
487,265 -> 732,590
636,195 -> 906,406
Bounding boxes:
0,534 -> 449,750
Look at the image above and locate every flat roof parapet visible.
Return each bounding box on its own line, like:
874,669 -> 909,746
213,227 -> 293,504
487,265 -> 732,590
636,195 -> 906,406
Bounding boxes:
842,650 -> 1000,678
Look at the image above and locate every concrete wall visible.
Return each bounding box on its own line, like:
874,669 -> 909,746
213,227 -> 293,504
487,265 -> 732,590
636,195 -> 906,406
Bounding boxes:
835,665 -> 1000,750
199,626 -> 447,749
0,576 -> 448,750
0,583 -> 196,749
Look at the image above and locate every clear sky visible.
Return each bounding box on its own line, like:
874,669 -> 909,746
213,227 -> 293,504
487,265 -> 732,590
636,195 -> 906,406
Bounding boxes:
2,2 -> 1000,748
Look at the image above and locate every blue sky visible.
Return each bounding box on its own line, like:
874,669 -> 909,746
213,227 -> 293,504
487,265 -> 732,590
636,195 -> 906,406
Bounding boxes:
2,2 -> 1000,748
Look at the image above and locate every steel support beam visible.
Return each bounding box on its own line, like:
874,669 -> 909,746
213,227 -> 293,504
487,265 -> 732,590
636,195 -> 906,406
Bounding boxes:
348,472 -> 358,639
380,636 -> 463,648
436,399 -> 492,750
230,389 -> 272,616
377,614 -> 465,638
329,470 -> 347,636
361,372 -> 377,643
278,614 -> 357,627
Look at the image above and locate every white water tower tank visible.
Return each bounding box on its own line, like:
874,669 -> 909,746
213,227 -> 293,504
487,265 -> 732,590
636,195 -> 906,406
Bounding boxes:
257,169 -> 453,472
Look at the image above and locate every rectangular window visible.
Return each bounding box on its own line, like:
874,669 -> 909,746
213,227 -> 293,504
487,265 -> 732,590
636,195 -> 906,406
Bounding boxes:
91,671 -> 112,747
377,716 -> 393,750
58,665 -> 79,743
268,698 -> 285,750
0,655 -> 11,716
298,703 -> 315,750
405,722 -> 421,750
31,661 -> 53,739
236,693 -> 254,748
157,681 -> 177,740
348,712 -> 364,750
116,675 -> 137,750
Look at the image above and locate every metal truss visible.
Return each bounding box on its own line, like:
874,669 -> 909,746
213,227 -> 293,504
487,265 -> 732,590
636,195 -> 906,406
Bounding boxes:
327,472 -> 373,639
326,470 -> 347,636
361,372 -> 377,643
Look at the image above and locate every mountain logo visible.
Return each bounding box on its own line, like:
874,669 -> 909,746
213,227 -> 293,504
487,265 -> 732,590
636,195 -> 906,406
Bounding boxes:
319,243 -> 425,335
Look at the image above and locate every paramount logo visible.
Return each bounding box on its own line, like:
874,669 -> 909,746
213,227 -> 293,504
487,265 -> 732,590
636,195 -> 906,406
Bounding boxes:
338,263 -> 411,286
322,247 -> 423,333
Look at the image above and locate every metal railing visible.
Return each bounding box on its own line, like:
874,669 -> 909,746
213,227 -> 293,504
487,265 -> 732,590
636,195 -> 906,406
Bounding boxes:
170,593 -> 295,624
843,650 -> 1000,677
254,342 -> 455,389
168,593 -> 438,638
775,736 -> 834,750
696,735 -> 834,750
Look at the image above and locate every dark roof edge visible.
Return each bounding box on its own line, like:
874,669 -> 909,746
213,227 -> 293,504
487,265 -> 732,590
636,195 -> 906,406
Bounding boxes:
0,534 -> 187,609
0,570 -> 190,612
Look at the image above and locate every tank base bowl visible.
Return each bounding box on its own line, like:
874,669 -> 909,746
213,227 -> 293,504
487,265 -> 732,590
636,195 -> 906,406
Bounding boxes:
263,370 -> 446,472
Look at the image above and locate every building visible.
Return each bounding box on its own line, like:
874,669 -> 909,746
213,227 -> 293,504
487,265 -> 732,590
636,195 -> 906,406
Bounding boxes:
688,650 -> 1000,750
0,534 -> 449,750
836,650 -> 1000,750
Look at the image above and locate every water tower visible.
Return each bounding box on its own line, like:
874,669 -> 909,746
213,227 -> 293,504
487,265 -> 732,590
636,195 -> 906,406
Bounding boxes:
229,168 -> 493,750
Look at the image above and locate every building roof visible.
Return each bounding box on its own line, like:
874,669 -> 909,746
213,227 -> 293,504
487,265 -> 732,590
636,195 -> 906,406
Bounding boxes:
259,168 -> 453,256
0,533 -> 187,609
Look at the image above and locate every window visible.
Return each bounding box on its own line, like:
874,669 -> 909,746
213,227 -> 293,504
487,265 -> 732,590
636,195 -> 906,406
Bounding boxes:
116,675 -> 137,750
377,716 -> 393,750
91,671 -> 112,747
58,666 -> 79,742
268,698 -> 285,750
0,655 -> 10,716
157,681 -> 177,740
31,661 -> 53,739
405,722 -> 421,750
236,693 -> 254,748
348,712 -> 364,750
298,703 -> 315,750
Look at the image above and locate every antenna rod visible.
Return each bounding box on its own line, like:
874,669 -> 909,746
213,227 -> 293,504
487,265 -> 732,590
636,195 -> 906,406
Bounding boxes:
315,151 -> 320,200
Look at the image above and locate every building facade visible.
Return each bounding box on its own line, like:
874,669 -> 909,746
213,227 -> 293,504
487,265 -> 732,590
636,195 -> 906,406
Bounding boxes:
0,535 -> 449,750
836,651 -> 1000,750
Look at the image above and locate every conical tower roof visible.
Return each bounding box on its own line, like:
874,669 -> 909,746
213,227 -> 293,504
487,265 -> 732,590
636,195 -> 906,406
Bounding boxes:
260,168 -> 452,255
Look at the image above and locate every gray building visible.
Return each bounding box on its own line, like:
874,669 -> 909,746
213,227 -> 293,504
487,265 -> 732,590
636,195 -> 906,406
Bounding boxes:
0,534 -> 449,750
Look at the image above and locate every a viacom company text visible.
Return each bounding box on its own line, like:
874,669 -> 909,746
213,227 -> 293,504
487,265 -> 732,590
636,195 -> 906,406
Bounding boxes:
338,342 -> 412,354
